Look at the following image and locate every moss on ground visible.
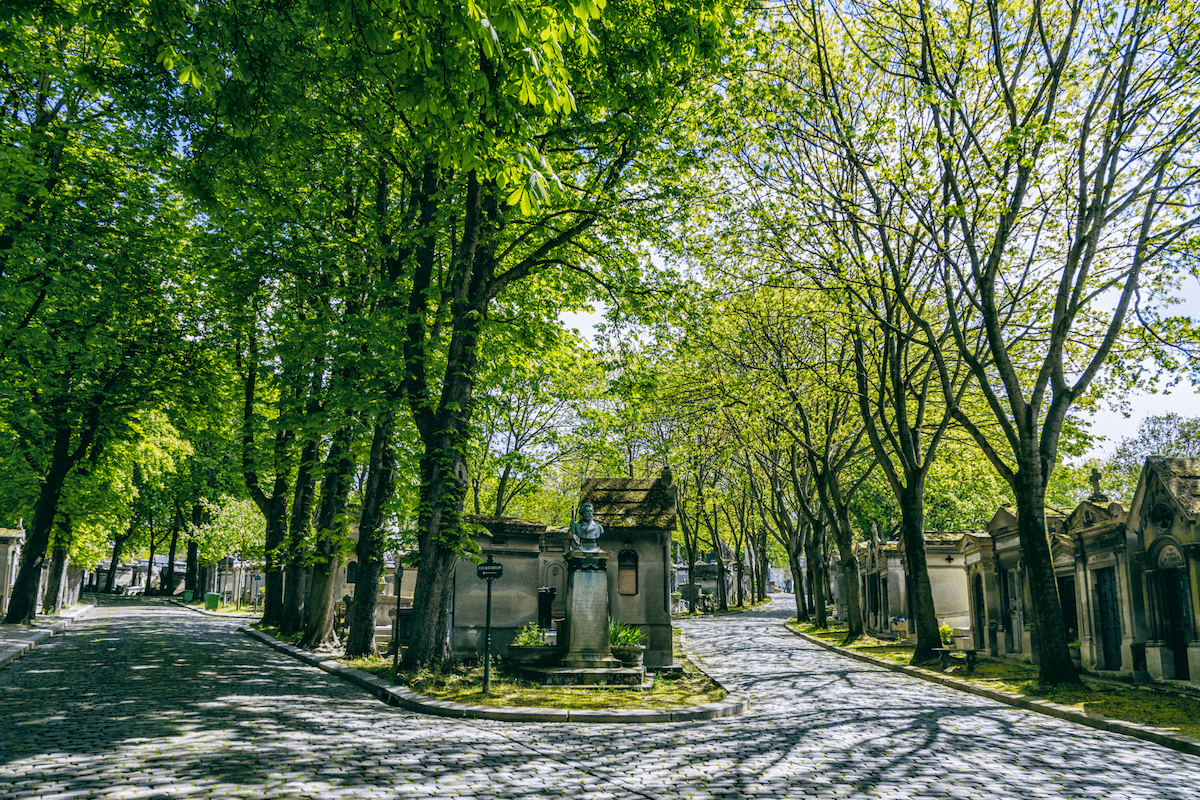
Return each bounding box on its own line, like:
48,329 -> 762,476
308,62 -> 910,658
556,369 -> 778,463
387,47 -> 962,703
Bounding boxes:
337,627 -> 726,711
254,623 -> 302,645
788,620 -> 1200,739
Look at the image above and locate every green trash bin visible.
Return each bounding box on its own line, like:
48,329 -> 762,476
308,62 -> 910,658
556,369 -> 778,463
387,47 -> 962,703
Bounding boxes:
182,589 -> 193,603
205,592 -> 219,610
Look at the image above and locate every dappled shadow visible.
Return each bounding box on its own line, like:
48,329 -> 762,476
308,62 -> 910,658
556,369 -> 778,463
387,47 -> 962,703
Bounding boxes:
0,594 -> 1197,799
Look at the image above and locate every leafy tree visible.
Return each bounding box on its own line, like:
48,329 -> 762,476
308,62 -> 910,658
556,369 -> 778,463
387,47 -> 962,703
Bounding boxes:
1107,414 -> 1200,497
714,0 -> 1200,684
467,334 -> 597,518
190,497 -> 266,566
1,2 -> 205,623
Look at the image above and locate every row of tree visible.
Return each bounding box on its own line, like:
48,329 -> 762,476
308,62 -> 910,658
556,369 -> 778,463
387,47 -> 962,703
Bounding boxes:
0,0 -> 742,666
4,1 -> 1199,688
645,0 -> 1200,685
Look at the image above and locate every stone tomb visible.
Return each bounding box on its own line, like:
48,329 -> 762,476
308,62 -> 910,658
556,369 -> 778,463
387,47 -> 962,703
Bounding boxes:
448,472 -> 677,675
1127,457 -> 1200,683
1063,493 -> 1137,676
0,525 -> 24,616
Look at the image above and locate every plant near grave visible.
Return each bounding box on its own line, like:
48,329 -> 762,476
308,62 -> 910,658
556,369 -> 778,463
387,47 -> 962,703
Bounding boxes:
609,618 -> 647,647
939,624 -> 954,645
511,622 -> 550,647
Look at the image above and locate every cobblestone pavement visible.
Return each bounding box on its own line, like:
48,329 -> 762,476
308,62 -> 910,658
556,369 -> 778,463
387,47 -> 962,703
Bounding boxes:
2,595 -> 1198,800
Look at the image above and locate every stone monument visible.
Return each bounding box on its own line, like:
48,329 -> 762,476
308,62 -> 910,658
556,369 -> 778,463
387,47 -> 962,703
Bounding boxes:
561,502 -> 620,669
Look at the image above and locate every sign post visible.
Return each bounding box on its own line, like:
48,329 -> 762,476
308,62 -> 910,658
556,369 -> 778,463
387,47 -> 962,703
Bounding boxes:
477,554 -> 503,693
391,553 -> 406,679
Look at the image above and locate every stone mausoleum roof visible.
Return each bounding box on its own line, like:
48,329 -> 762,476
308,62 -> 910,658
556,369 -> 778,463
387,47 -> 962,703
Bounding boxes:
1147,457 -> 1200,518
582,470 -> 677,531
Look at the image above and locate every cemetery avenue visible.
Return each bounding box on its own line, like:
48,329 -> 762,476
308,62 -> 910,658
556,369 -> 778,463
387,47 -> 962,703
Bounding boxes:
2,596 -> 1197,800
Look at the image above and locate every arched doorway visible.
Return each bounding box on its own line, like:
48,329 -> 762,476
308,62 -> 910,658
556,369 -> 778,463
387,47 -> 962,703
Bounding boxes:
1161,568 -> 1192,681
1152,542 -> 1192,681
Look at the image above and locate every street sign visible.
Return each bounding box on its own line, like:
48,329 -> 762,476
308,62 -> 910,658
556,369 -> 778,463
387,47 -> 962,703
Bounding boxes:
477,554 -> 502,694
477,556 -> 503,580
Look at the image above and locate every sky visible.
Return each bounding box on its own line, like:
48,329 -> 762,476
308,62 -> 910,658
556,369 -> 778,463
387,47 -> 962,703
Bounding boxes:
559,269 -> 1200,464
1082,272 -> 1200,458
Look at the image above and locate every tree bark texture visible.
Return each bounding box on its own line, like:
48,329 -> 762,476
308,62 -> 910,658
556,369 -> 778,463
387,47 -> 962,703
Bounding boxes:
299,429 -> 355,651
1015,468 -> 1078,684
163,506 -> 182,596
4,423 -> 74,623
41,522 -> 70,615
282,437 -> 319,635
346,415 -> 396,658
898,485 -> 941,663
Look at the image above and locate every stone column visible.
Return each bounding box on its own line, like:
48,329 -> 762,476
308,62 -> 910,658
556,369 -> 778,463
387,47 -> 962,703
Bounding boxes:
561,549 -> 620,669
1142,569 -> 1171,680
0,532 -> 24,616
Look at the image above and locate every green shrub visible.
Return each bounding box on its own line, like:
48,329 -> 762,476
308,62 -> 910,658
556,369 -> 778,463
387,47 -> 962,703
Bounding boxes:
511,622 -> 549,647
609,618 -> 647,647
939,623 -> 954,643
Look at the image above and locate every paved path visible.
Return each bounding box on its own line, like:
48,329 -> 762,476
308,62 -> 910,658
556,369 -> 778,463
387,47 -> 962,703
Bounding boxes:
1,595 -> 1197,800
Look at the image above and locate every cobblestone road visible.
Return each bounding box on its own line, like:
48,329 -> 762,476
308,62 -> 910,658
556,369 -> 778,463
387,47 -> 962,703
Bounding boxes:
2,596 -> 1197,800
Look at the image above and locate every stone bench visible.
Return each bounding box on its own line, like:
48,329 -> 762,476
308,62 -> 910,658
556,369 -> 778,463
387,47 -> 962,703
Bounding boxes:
932,647 -> 979,672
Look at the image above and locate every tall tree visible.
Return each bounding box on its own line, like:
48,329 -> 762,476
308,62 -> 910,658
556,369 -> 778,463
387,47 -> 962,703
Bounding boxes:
1,2 -> 203,623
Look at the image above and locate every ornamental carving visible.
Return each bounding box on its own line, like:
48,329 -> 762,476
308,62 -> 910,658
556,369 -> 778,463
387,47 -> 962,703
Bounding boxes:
1150,502 -> 1174,532
567,552 -> 608,572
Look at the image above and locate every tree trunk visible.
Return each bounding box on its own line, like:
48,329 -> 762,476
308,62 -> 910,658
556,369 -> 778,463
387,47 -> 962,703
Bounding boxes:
282,437 -> 319,635
806,528 -> 827,628
259,503 -> 288,627
106,524 -> 133,594
41,517 -> 71,615
4,425 -> 73,623
163,506 -> 182,597
789,552 -> 806,621
300,550 -> 341,651
1015,467 -> 1079,684
757,537 -> 769,601
185,538 -> 198,599
899,483 -> 941,664
736,558 -> 745,608
709,511 -> 728,612
347,415 -> 396,658
493,464 -> 511,517
299,429 -> 355,651
145,519 -> 157,593
832,512 -> 863,643
405,437 -> 471,668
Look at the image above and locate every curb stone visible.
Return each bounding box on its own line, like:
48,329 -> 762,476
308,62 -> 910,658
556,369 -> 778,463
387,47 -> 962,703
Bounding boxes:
240,625 -> 750,723
0,603 -> 95,670
785,623 -> 1200,757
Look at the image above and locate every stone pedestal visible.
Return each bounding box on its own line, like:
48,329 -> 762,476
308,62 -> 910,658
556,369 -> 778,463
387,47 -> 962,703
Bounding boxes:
1145,642 -> 1174,680
561,549 -> 620,669
0,531 -> 24,616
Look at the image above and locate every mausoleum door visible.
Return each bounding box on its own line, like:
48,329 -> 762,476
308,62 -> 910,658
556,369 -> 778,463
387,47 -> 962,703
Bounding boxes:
1161,569 -> 1192,681
1095,567 -> 1122,670
881,576 -> 888,625
1006,570 -> 1023,653
973,575 -> 986,650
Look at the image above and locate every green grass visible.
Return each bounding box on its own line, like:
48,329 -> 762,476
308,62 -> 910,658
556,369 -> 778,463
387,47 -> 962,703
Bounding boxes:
788,620 -> 1200,739
341,628 -> 725,710
253,622 -> 302,645
1013,681 -> 1200,739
